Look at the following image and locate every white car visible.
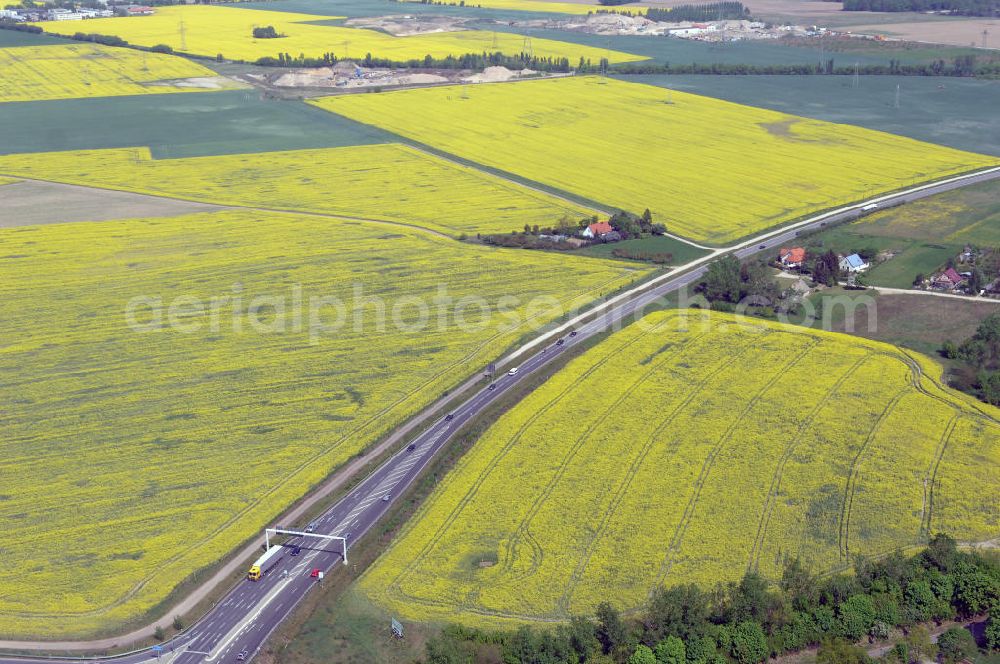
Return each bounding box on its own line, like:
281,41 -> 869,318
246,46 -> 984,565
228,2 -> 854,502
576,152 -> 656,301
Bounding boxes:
507,367 -> 519,376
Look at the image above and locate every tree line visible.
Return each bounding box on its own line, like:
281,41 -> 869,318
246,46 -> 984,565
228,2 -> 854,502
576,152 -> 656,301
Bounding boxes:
843,0 -> 999,17
254,50 -> 574,72
646,2 -> 751,22
608,56 -> 987,77
423,535 -> 999,664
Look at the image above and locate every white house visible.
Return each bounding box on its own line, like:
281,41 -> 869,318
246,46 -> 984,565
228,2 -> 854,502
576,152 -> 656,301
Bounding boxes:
839,253 -> 869,273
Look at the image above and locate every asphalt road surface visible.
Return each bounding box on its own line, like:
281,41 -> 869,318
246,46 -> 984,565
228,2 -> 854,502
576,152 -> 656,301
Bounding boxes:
1,167 -> 998,664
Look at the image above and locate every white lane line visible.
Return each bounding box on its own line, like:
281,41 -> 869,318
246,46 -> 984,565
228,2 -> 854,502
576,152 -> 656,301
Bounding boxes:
204,575 -> 295,662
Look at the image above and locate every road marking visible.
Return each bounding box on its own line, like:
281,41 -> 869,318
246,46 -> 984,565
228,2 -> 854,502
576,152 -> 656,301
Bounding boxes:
204,575 -> 294,662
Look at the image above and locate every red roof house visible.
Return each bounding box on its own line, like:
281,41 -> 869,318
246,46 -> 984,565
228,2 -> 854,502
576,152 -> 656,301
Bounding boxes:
932,267 -> 965,289
582,221 -> 613,239
779,247 -> 806,267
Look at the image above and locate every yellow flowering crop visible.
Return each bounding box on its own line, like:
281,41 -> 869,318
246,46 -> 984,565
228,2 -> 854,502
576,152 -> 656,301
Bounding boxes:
314,76 -> 998,245
0,208 -> 646,638
0,144 -> 593,236
34,5 -> 642,64
0,43 -> 221,103
359,310 -> 1000,627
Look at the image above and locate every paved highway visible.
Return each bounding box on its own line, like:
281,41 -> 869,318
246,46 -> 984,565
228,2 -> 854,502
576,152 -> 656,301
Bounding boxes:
1,167 -> 999,664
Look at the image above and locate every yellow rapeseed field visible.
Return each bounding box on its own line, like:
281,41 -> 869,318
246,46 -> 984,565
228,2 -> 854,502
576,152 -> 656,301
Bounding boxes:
0,208 -> 646,638
0,144 -> 594,236
34,5 -> 642,64
0,43 -> 221,103
314,76 -> 998,245
359,310 -> 1000,627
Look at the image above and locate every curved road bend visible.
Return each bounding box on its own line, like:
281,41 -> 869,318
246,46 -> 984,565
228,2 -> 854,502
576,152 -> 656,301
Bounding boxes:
1,166 -> 999,664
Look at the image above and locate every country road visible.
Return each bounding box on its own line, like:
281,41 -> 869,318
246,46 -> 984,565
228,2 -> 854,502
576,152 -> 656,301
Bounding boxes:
1,165 -> 999,663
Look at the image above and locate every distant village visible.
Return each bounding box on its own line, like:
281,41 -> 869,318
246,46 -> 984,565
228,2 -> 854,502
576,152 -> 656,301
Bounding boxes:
775,243 -> 1000,298
1,3 -> 154,22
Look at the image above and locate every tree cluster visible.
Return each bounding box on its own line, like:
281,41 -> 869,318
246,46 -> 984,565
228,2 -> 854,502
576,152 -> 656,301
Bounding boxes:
941,311 -> 1000,405
599,0 -> 638,6
251,25 -> 283,39
843,0 -> 999,17
699,255 -> 780,308
603,209 -> 666,240
423,535 -> 1000,664
646,2 -> 750,21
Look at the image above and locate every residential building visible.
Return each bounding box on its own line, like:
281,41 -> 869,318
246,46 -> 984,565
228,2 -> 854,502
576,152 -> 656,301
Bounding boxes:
779,247 -> 806,268
839,253 -> 868,273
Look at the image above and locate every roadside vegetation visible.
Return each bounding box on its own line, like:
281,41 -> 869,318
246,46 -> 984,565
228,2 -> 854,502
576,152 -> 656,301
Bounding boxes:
314,76 -> 997,244
417,534 -> 1000,664
355,310 -> 1000,628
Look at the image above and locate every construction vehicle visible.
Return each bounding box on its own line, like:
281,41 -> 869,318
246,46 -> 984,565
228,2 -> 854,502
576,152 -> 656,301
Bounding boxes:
248,545 -> 284,581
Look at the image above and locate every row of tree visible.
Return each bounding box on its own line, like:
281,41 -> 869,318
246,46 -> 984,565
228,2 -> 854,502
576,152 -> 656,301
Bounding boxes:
424,535 -> 999,663
843,0 -> 999,17
610,56 -> 987,77
645,2 -> 751,22
254,50 -> 574,72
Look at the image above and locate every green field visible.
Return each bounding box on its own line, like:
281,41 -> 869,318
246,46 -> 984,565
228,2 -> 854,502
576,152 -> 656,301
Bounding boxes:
579,234 -> 710,265
357,310 -> 1000,627
0,208 -> 648,638
0,91 -> 395,158
802,178 -> 1000,288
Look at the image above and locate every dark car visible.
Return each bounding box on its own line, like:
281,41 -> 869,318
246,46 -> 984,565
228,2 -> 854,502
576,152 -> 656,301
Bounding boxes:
556,339 -> 565,346
569,331 -> 578,337
236,650 -> 248,661
407,443 -> 416,452
759,244 -> 766,249
445,413 -> 454,421
291,545 -> 302,556
488,383 -> 496,390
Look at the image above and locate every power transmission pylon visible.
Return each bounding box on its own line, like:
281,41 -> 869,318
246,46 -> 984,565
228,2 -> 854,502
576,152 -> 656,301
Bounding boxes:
522,36 -> 532,58
491,31 -> 499,50
852,61 -> 860,88
894,83 -> 900,109
178,19 -> 187,52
